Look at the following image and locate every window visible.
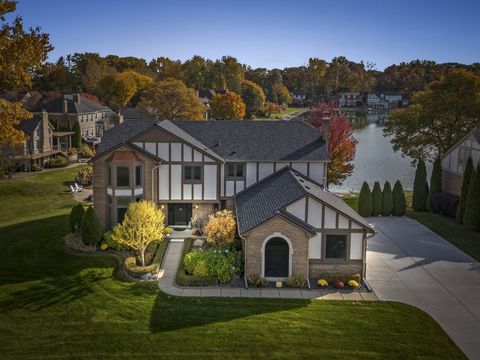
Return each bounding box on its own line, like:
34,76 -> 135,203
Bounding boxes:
184,165 -> 202,183
226,163 -> 245,180
135,165 -> 142,187
116,166 -> 130,187
325,234 -> 347,259
116,196 -> 131,224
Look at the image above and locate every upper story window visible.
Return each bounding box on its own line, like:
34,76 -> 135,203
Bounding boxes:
116,166 -> 130,187
135,165 -> 142,187
184,165 -> 202,184
325,234 -> 347,260
226,163 -> 245,180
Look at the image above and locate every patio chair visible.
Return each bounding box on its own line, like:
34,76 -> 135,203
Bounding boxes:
69,185 -> 77,193
74,183 -> 83,192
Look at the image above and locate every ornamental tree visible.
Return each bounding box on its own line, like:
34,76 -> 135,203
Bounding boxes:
358,181 -> 372,217
456,156 -> 473,223
111,200 -> 165,266
371,181 -> 382,217
412,159 -> 428,211
81,206 -> 101,246
204,210 -> 237,246
427,158 -> 442,212
464,166 -> 480,231
382,181 -> 393,216
210,91 -> 246,120
392,180 -> 407,216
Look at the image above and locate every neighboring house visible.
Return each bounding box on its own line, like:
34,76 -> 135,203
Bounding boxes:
338,92 -> 361,107
15,111 -> 73,168
367,92 -> 408,109
32,94 -> 115,139
384,91 -> 405,108
291,92 -> 306,106
441,131 -> 480,196
92,118 -> 373,279
197,89 -> 229,119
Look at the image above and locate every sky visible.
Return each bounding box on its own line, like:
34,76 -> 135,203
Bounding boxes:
13,0 -> 480,70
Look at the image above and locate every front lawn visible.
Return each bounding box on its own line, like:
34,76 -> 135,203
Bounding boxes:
0,169 -> 466,358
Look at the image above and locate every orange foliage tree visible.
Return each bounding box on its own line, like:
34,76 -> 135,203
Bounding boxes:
210,92 -> 246,120
310,102 -> 357,186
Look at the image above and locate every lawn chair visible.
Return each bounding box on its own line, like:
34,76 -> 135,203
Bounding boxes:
74,183 -> 83,192
69,185 -> 77,193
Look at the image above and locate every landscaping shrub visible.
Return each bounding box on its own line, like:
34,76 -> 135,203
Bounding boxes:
431,192 -> 459,218
317,279 -> 328,287
67,147 -> 78,155
464,166 -> 480,231
352,274 -> 362,283
68,204 -> 85,233
64,232 -> 96,253
176,239 -> 217,286
371,181 -> 382,217
382,181 -> 393,216
80,144 -> 95,158
348,280 -> 359,289
123,239 -> 169,278
332,279 -> 345,289
286,274 -> 308,288
204,209 -> 237,246
456,156 -> 474,223
47,157 -> 68,168
247,273 -> 268,288
427,158 -> 442,212
412,159 -> 428,211
75,166 -> 93,186
358,181 -> 372,217
81,206 -> 101,246
190,211 -> 211,232
392,180 -> 407,216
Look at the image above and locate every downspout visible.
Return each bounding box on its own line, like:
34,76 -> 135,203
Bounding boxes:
152,162 -> 160,202
233,194 -> 248,289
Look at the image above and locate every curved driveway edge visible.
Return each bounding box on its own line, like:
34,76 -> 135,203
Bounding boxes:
367,216 -> 480,360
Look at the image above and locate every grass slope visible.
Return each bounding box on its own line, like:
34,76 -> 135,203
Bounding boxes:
0,169 -> 465,359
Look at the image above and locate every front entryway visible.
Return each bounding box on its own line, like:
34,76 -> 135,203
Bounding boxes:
264,237 -> 289,278
168,203 -> 192,226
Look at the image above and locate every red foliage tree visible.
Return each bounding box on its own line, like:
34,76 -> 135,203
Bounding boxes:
79,92 -> 101,104
310,102 -> 357,186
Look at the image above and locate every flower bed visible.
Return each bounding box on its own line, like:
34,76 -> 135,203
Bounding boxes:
123,239 -> 170,279
176,239 -> 218,286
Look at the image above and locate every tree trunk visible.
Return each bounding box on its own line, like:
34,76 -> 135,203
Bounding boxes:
140,248 -> 145,266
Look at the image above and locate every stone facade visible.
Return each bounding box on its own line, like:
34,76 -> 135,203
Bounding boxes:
242,215 -> 310,278
442,169 -> 463,196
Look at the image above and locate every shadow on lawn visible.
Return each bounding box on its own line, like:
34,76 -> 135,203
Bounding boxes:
149,292 -> 310,333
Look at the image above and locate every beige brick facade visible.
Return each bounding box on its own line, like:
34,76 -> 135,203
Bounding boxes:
309,261 -> 362,279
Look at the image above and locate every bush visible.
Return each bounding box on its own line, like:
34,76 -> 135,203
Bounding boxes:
392,180 -> 407,216
124,239 -> 169,278
348,280 -> 359,289
47,157 -> 68,168
286,274 -> 308,288
431,192 -> 459,218
176,239 -> 217,286
413,159 -> 428,211
464,166 -> 480,231
317,279 -> 328,287
332,279 -> 344,289
382,181 -> 393,216
247,273 -> 268,288
81,206 -> 101,246
67,147 -> 78,155
68,204 -> 85,233
102,231 -> 128,251
457,157 -> 474,223
358,181 -> 372,217
80,144 -> 95,158
371,181 -> 382,217
204,210 -> 237,246
64,232 -> 96,253
190,211 -> 211,232
352,274 -> 362,283
75,166 -> 93,186
427,158 -> 442,212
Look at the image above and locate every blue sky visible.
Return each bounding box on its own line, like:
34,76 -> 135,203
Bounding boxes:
14,0 -> 480,70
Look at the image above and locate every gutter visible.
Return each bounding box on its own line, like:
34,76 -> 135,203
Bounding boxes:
151,162 -> 160,202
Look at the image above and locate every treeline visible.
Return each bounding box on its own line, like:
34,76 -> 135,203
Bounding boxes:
31,53 -> 480,108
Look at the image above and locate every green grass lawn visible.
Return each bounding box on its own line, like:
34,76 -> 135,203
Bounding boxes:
255,106 -> 308,120
0,169 -> 465,359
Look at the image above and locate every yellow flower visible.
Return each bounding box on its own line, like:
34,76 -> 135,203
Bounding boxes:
317,279 -> 328,287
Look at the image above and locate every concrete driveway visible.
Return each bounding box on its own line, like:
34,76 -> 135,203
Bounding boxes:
367,217 -> 480,359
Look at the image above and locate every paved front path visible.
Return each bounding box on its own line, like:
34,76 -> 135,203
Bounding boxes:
157,241 -> 378,300
367,217 -> 480,360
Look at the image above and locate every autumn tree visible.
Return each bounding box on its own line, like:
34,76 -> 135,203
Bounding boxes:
210,91 -> 246,120
384,69 -> 480,162
149,56 -> 183,80
310,102 -> 357,185
204,210 -> 236,246
98,70 -> 152,107
139,78 -> 204,120
241,80 -> 265,118
111,200 -> 165,266
273,83 -> 293,105
182,55 -> 212,89
305,58 -> 328,100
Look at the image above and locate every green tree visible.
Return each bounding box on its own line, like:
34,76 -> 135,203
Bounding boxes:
358,181 -> 372,217
464,166 -> 480,231
392,180 -> 407,216
273,83 -> 293,105
412,159 -> 428,211
69,204 -> 85,233
456,156 -> 474,223
371,181 -> 382,217
80,206 -> 101,246
427,158 -> 442,212
382,181 -> 393,216
241,80 -> 265,118
210,91 -> 246,120
149,56 -> 183,80
138,78 -> 204,120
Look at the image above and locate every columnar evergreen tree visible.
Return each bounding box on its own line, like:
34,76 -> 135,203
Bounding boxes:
72,122 -> 82,149
371,181 -> 382,217
392,180 -> 407,216
69,204 -> 85,232
456,157 -> 474,223
464,166 -> 480,231
382,181 -> 393,216
358,181 -> 372,217
412,159 -> 428,211
81,206 -> 101,246
427,158 -> 442,212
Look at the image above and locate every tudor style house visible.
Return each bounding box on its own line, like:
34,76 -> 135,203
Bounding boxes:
93,119 -> 373,279
441,131 -> 480,196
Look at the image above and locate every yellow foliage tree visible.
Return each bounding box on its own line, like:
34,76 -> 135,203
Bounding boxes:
273,83 -> 293,105
210,92 -> 246,120
111,200 -> 165,266
0,100 -> 32,145
204,210 -> 237,246
99,70 -> 153,107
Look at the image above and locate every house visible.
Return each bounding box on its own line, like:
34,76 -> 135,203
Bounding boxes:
32,94 -> 115,139
441,131 -> 480,196
384,91 -> 405,108
291,92 -> 306,106
338,92 -> 361,107
367,92 -> 408,109
92,118 -> 373,280
15,111 -> 74,169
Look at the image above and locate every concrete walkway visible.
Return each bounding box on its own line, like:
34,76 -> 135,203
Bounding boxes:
367,217 -> 480,360
157,241 -> 378,300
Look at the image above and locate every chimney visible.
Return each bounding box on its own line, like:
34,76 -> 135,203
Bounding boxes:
63,99 -> 68,114
321,116 -> 330,148
117,111 -> 124,125
73,93 -> 80,103
41,110 -> 51,151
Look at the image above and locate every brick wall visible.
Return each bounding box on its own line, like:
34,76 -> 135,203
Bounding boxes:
309,260 -> 362,279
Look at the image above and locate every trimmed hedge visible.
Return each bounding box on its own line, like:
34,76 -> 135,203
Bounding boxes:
382,181 -> 393,216
176,239 -> 217,286
47,157 -> 68,168
124,239 -> 170,278
431,192 -> 459,218
371,181 -> 382,217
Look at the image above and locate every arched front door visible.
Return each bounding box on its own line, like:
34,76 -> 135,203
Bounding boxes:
264,237 -> 289,278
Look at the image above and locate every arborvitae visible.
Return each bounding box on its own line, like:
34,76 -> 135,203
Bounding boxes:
456,157 -> 474,223
81,206 -> 101,245
72,121 -> 82,149
371,181 -> 382,217
382,181 -> 393,216
392,180 -> 407,216
464,166 -> 480,231
412,159 -> 428,211
427,158 -> 442,212
69,204 -> 85,233
358,181 -> 372,217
